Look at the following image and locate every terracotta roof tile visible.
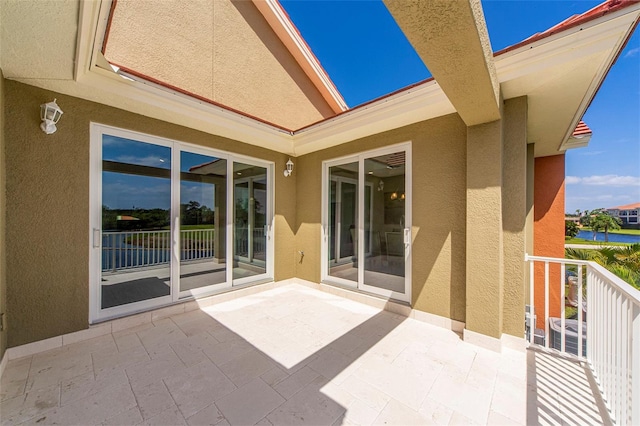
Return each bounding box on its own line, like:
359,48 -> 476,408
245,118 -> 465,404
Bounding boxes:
608,202 -> 640,210
573,121 -> 593,136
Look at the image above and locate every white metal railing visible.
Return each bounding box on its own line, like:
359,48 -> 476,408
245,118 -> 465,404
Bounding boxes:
525,254 -> 640,425
102,229 -> 215,272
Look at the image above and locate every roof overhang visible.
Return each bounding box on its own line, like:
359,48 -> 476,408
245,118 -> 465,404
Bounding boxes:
1,0 -> 638,158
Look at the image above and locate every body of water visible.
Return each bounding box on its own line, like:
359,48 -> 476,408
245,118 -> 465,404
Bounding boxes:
576,230 -> 640,244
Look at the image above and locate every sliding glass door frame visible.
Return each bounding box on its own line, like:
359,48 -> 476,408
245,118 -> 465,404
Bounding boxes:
321,143 -> 412,303
89,123 -> 274,323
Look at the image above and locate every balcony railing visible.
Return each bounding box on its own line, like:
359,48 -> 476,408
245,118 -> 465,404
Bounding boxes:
526,254 -> 640,425
102,229 -> 215,272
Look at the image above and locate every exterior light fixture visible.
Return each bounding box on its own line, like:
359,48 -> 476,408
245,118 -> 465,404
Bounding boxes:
390,192 -> 398,200
284,158 -> 294,177
378,180 -> 384,192
40,99 -> 63,134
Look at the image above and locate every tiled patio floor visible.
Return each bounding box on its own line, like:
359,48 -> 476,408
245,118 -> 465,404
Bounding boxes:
0,284 -> 604,425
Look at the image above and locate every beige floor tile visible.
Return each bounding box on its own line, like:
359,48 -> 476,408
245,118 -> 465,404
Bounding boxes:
272,366 -> 319,399
164,360 -> 236,419
60,368 -> 128,406
0,383 -> 59,425
267,376 -> 345,425
138,406 -> 187,426
418,397 -> 454,425
354,354 -> 439,410
92,345 -> 150,381
218,349 -> 276,387
372,398 -> 430,425
26,350 -> 93,393
344,398 -> 382,425
216,378 -> 285,426
260,366 -> 289,387
102,406 -> 144,425
0,357 -> 31,402
125,351 -> 186,390
338,375 -> 391,412
186,403 -> 226,426
308,347 -> 355,379
31,382 -> 136,425
203,339 -> 254,367
133,380 -> 178,420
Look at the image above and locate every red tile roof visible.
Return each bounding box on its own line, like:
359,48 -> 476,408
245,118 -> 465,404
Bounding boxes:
572,121 -> 593,137
608,202 -> 640,210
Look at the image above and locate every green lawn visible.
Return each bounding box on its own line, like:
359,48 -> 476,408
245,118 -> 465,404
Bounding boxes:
580,227 -> 640,236
565,237 -> 630,246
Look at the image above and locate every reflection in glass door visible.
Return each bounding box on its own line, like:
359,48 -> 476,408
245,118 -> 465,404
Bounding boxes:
328,163 -> 359,283
100,135 -> 173,311
92,125 -> 274,322
323,145 -> 411,302
179,152 -> 226,295
362,151 -> 407,295
233,162 -> 268,281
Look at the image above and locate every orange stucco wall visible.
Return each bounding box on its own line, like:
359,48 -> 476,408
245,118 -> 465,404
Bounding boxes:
533,154 -> 565,329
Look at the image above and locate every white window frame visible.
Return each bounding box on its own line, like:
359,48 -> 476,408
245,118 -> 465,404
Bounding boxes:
89,123 -> 274,323
321,142 -> 412,303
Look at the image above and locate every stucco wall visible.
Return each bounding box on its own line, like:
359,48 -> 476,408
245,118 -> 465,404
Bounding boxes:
295,114 -> 468,322
501,97 -> 528,337
4,80 -> 297,347
105,0 -> 335,130
466,120 -> 504,338
533,154 -> 566,329
0,70 -> 7,360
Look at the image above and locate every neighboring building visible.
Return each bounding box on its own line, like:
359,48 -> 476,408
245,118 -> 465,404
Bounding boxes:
0,0 -> 638,362
607,202 -> 640,228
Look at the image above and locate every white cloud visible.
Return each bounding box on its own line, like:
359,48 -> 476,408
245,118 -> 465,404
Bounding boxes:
624,47 -> 639,58
565,175 -> 640,186
579,150 -> 604,156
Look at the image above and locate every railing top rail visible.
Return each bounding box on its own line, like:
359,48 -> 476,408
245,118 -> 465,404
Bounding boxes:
588,260 -> 640,304
103,229 -> 214,235
525,254 -> 591,265
525,253 -> 640,305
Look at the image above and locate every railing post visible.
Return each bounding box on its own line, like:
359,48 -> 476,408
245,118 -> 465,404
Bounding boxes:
632,303 -> 640,426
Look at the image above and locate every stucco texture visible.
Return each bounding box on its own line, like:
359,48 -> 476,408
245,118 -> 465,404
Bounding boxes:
466,120 -> 504,338
0,70 -> 7,359
104,0 -> 334,130
501,97 -> 528,337
533,154 -> 566,329
295,114 -> 468,322
4,81 -> 297,347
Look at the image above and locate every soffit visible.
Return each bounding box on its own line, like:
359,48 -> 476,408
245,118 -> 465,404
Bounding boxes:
0,0 -> 79,80
0,0 -> 637,159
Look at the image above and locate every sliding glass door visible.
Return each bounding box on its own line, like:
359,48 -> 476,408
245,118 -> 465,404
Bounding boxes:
323,144 -> 411,302
90,124 -> 273,322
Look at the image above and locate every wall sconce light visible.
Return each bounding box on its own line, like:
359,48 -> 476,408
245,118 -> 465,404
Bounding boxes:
40,99 -> 63,134
284,158 -> 294,177
378,180 -> 384,192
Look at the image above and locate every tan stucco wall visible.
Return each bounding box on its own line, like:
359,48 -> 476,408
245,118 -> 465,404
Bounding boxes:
4,80 -> 297,347
105,0 -> 335,130
466,120 -> 504,338
0,69 -> 7,360
295,114 -> 468,322
501,97 -> 528,337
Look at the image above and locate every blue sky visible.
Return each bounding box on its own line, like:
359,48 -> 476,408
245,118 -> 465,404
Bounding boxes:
102,136 -> 217,210
281,0 -> 640,214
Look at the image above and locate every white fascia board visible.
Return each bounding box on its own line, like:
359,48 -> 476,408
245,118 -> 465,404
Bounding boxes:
292,81 -> 455,156
496,4 -> 639,152
561,134 -> 592,151
495,8 -> 639,84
